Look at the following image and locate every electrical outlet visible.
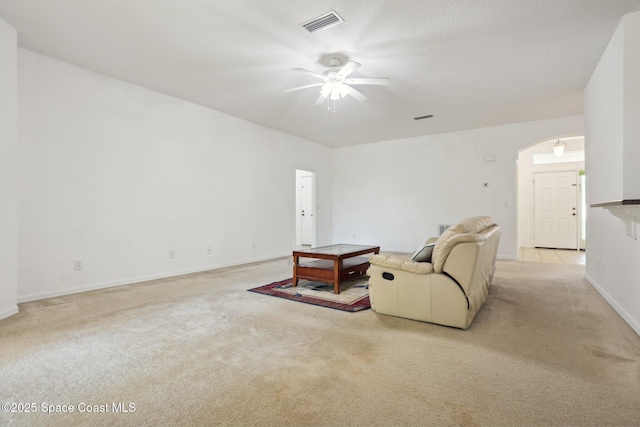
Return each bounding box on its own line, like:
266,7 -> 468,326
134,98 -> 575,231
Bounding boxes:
252,241 -> 256,249
207,246 -> 212,254
169,250 -> 175,259
74,259 -> 83,270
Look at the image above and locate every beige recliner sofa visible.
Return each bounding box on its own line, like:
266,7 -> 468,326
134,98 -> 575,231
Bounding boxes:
367,216 -> 501,329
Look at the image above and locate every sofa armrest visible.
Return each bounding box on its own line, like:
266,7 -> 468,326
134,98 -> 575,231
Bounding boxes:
425,237 -> 438,245
369,254 -> 434,274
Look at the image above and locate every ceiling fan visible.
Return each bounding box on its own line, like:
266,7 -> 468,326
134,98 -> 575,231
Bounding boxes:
284,57 -> 390,109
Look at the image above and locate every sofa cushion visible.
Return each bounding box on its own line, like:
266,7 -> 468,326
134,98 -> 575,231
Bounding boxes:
369,254 -> 434,274
432,233 -> 486,273
431,226 -> 455,271
431,216 -> 494,273
452,216 -> 494,234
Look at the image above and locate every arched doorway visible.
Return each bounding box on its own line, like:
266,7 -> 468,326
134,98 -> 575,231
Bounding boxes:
517,136 -> 586,260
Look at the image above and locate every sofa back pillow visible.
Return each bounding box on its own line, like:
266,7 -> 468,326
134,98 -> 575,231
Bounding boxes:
411,243 -> 435,263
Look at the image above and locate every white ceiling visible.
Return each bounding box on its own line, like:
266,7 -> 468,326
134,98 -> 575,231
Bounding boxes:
2,0 -> 640,147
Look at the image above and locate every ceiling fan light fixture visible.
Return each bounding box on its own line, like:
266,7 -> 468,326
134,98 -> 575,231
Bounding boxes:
286,58 -> 389,109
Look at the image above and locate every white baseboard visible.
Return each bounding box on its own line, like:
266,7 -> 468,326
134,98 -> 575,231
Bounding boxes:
17,252 -> 290,304
585,273 -> 640,337
0,305 -> 19,320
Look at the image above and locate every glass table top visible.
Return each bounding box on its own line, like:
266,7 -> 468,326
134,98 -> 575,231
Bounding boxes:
293,244 -> 379,256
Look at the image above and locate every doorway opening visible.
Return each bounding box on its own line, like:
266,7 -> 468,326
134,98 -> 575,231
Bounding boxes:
295,169 -> 316,249
517,136 -> 586,253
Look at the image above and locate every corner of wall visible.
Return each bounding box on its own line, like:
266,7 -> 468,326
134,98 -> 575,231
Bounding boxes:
0,16 -> 19,321
0,305 -> 19,321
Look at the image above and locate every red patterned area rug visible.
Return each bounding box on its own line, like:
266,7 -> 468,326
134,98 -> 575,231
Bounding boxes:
248,277 -> 370,312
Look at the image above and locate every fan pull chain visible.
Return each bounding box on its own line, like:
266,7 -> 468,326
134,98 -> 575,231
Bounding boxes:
327,98 -> 337,113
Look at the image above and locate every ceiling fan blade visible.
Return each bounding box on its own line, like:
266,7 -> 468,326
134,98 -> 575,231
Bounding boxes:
343,85 -> 368,102
292,68 -> 325,79
345,77 -> 390,86
314,93 -> 328,106
283,83 -> 324,93
337,60 -> 361,78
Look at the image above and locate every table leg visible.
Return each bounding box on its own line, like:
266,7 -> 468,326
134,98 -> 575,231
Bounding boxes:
293,255 -> 299,287
333,259 -> 341,294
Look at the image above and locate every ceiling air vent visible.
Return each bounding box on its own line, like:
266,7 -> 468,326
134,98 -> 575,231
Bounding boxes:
301,10 -> 344,33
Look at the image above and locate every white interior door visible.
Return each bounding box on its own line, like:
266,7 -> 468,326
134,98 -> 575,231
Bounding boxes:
534,171 -> 578,249
300,175 -> 314,245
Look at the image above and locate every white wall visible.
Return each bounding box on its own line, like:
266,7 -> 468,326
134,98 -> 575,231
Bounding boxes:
332,116 -> 584,258
586,22 -> 625,203
622,12 -> 640,200
17,49 -> 332,302
0,17 -> 18,320
517,138 -> 585,248
585,11 -> 640,335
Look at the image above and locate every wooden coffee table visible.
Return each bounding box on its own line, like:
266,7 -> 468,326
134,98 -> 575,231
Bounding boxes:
292,244 -> 380,294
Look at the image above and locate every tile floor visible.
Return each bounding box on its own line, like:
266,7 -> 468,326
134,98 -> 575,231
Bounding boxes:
518,247 -> 585,265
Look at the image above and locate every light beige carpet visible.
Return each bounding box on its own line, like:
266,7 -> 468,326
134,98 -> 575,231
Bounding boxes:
0,258 -> 639,426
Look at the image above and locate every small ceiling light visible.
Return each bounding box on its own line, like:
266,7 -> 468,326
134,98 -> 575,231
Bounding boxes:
553,139 -> 566,156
